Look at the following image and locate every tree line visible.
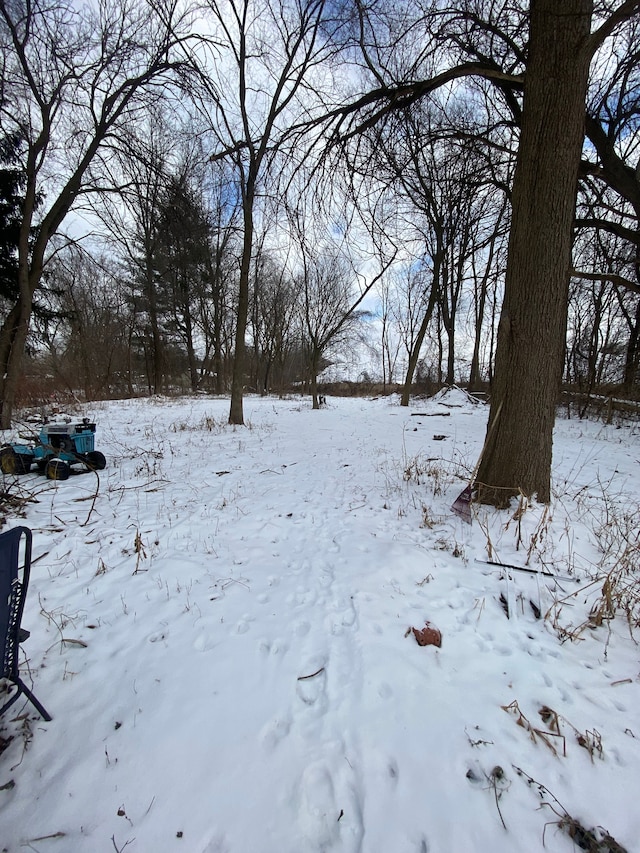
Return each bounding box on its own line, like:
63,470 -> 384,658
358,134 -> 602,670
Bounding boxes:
0,0 -> 638,506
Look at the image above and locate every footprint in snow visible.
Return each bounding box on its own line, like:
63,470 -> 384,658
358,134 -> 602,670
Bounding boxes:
297,763 -> 339,850
377,682 -> 393,700
326,598 -> 358,636
148,629 -> 168,643
296,670 -> 327,707
296,657 -> 328,710
294,620 -> 311,637
201,832 -> 229,853
260,715 -> 292,751
236,613 -> 256,634
286,587 -> 318,608
258,637 -> 289,657
193,633 -> 216,653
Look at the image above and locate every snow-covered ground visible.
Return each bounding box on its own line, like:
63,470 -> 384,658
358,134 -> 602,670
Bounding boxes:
1,391 -> 639,853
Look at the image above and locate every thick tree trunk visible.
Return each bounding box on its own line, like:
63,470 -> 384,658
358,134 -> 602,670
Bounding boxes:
0,302 -> 22,428
476,0 -> 593,506
623,297 -> 640,390
0,297 -> 30,429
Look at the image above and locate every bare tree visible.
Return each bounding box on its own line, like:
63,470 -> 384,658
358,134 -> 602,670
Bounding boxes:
33,247 -> 132,400
297,249 -> 371,408
330,0 -> 639,504
0,0 -> 201,425
249,250 -> 299,396
203,0 -> 350,424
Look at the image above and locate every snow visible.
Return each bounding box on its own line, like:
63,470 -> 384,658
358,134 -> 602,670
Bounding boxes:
1,392 -> 640,853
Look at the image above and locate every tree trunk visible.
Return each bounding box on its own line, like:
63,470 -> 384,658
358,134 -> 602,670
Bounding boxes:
0,194 -> 43,428
229,194 -> 254,425
400,257 -> 441,406
0,302 -> 22,428
623,298 -> 640,390
0,297 -> 30,428
310,352 -> 320,409
468,279 -> 487,391
476,0 -> 593,506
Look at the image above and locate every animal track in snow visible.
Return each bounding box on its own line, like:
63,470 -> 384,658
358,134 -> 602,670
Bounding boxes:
326,596 -> 358,636
201,832 -> 229,853
286,587 -> 318,608
235,613 -> 255,634
148,626 -> 169,643
193,632 -> 217,653
377,682 -> 393,700
260,715 -> 292,751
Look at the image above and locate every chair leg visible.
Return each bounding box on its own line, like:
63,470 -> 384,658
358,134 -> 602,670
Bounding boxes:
0,685 -> 21,718
1,678 -> 52,722
15,678 -> 52,721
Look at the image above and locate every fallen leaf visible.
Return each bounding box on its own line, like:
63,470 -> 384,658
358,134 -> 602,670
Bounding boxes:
411,622 -> 442,647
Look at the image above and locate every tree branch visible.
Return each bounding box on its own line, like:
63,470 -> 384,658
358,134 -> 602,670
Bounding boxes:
572,267 -> 640,294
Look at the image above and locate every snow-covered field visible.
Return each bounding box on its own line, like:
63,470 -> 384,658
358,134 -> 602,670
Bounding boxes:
1,391 -> 639,853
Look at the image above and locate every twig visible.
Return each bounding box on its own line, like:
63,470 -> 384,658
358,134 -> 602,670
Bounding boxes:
111,836 -> 135,852
27,832 -> 66,842
297,667 -> 325,681
476,558 -> 581,583
61,638 -> 88,648
80,470 -> 100,526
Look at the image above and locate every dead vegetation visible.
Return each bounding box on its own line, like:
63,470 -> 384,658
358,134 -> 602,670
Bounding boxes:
0,476 -> 34,529
513,766 -> 628,853
502,700 -> 604,762
544,498 -> 640,642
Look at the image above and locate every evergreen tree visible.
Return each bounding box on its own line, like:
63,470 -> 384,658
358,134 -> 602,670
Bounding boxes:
0,130 -> 24,304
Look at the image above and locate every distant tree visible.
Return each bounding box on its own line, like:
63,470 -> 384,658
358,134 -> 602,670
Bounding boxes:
197,160 -> 242,394
297,250 -> 370,408
250,251 -> 299,396
376,271 -> 403,392
155,174 -> 212,391
33,247 -> 132,399
203,0 -> 351,424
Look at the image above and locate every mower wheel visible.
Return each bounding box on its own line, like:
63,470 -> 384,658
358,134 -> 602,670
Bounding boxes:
86,450 -> 106,471
15,453 -> 31,474
37,454 -> 53,472
0,446 -> 18,475
46,459 -> 70,481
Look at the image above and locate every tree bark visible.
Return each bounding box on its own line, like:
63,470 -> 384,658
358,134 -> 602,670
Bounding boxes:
229,190 -> 254,425
400,252 -> 442,406
476,0 -> 593,506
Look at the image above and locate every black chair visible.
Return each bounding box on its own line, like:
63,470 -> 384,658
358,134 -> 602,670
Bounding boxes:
0,526 -> 51,721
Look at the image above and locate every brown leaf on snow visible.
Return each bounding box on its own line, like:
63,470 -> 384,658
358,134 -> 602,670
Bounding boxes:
411,622 -> 442,647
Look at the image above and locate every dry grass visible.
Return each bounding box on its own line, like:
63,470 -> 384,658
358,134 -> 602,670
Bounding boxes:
544,498 -> 640,642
